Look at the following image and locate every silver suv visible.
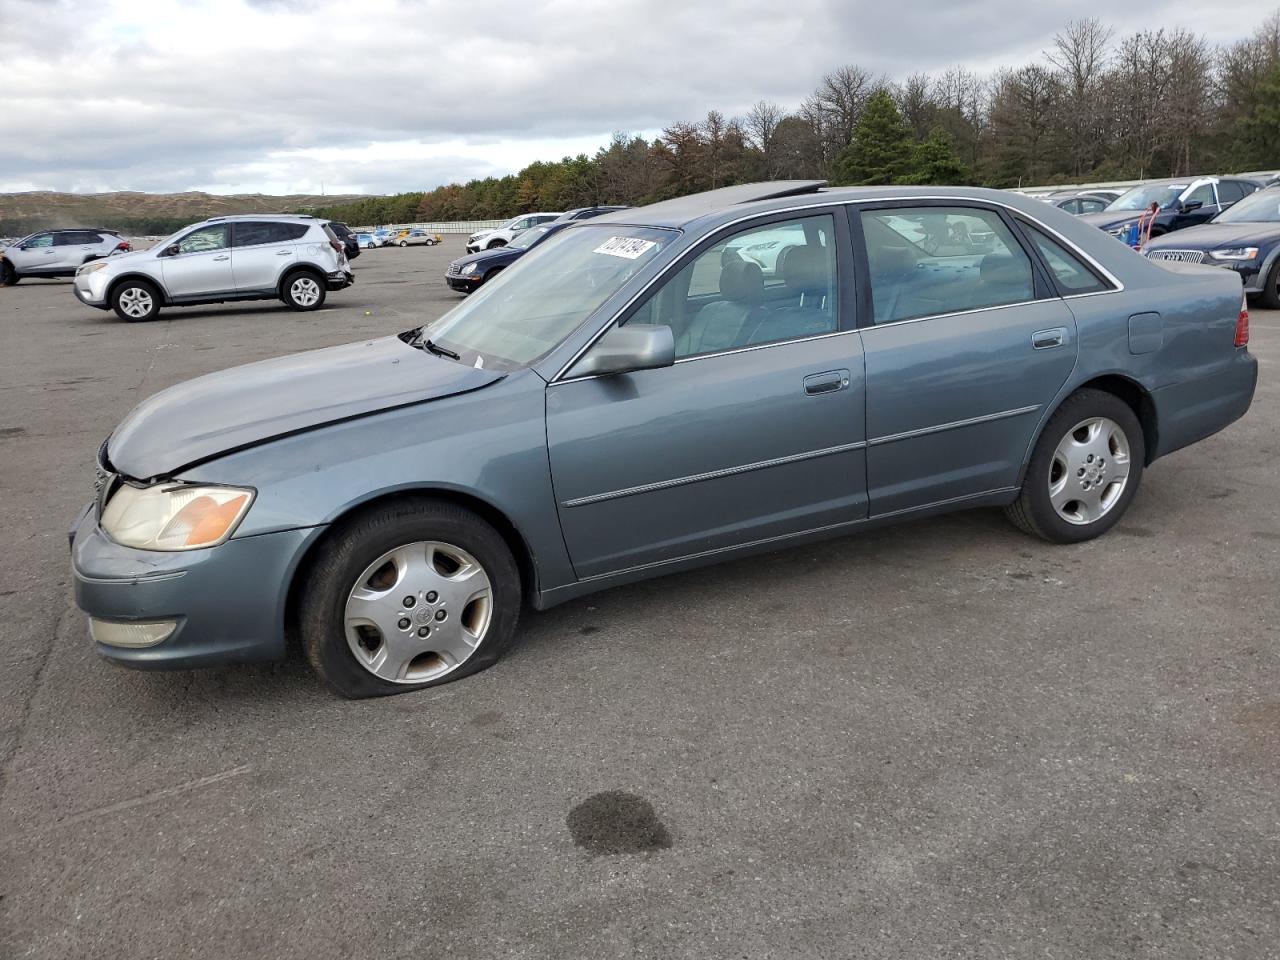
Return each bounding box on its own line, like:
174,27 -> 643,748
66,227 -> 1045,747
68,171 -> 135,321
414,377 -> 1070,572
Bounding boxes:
73,215 -> 353,322
1,229 -> 130,284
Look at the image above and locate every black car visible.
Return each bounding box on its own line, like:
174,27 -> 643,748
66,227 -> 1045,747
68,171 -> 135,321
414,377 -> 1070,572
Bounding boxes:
1078,176 -> 1262,244
445,220 -> 573,293
1144,185 -> 1280,309
551,205 -> 630,222
325,220 -> 360,260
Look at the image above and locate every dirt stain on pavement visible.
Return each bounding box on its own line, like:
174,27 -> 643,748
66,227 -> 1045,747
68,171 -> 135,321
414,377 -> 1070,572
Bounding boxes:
0,426 -> 26,439
567,791 -> 672,855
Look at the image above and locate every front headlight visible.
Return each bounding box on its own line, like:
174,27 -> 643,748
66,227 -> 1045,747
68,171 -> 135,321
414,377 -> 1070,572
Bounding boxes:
460,262 -> 480,275
100,482 -> 255,551
78,261 -> 111,275
1209,247 -> 1259,261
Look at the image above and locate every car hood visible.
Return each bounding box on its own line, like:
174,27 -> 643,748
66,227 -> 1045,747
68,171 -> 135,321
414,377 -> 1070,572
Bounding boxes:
107,335 -> 503,478
452,247 -> 521,270
1144,221 -> 1280,249
98,246 -> 154,269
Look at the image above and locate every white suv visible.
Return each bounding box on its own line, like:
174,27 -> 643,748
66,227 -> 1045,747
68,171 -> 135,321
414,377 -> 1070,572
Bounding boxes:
1,229 -> 130,284
73,215 -> 354,322
465,212 -> 562,252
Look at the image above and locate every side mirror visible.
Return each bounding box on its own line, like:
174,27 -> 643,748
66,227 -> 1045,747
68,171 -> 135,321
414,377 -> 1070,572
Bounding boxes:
164,244 -> 180,257
571,325 -> 675,378
1181,199 -> 1203,212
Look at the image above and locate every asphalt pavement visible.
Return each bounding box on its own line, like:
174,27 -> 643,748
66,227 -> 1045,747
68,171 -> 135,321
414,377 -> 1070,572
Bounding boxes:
1,241 -> 1277,959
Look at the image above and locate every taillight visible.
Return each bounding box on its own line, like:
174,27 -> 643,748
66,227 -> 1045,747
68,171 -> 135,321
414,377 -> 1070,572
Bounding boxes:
329,239 -> 343,253
115,241 -> 131,251
1235,294 -> 1249,347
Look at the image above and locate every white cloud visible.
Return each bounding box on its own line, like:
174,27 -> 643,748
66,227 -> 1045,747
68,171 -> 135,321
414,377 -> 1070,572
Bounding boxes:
0,0 -> 1275,194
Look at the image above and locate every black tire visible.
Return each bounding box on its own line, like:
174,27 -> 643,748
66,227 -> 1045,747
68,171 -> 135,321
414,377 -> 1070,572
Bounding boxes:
479,266 -> 504,287
1260,257 -> 1280,311
1005,388 -> 1145,544
0,259 -> 17,286
300,498 -> 522,698
110,278 -> 162,322
398,240 -> 408,248
281,270 -> 326,311
486,239 -> 506,249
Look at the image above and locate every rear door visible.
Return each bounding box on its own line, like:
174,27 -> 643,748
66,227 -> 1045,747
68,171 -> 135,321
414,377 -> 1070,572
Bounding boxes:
160,224 -> 234,298
853,202 -> 1079,515
231,221 -> 300,292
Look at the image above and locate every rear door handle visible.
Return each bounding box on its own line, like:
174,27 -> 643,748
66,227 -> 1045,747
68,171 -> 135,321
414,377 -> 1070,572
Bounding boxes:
803,369 -> 851,396
1032,327 -> 1066,349
276,249 -> 292,256
212,255 -> 230,261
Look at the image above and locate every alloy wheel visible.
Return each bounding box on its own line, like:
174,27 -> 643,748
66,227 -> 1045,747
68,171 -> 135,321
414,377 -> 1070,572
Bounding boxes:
118,286 -> 153,318
290,276 -> 320,307
1048,416 -> 1132,525
343,540 -> 493,684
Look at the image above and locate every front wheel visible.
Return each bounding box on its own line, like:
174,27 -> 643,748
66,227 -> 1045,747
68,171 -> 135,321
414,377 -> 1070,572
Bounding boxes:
300,499 -> 522,698
486,239 -> 506,249
1260,256 -> 1280,311
0,259 -> 17,285
398,240 -> 408,248
1005,389 -> 1144,544
282,272 -> 326,311
111,279 -> 161,321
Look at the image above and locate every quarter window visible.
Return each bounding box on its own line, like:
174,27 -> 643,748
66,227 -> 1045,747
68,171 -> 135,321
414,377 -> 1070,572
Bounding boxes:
1079,198 -> 1107,214
625,214 -> 839,359
1019,221 -> 1110,295
861,206 -> 1035,324
177,225 -> 230,254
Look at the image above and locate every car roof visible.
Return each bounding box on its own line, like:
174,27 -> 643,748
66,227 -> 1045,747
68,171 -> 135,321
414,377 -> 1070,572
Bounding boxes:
199,214 -> 321,223
588,181 -> 1111,232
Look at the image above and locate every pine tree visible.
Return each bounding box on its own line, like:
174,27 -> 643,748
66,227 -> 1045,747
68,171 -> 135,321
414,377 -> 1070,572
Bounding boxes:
833,90 -> 914,185
901,127 -> 970,185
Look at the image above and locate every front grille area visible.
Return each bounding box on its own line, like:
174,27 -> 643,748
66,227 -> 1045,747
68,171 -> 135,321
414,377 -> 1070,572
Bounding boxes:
1146,249 -> 1206,264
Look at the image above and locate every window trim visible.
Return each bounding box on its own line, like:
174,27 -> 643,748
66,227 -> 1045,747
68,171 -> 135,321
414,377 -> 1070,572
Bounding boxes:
557,205 -> 856,381
549,194 -> 1123,382
849,198 -> 1055,330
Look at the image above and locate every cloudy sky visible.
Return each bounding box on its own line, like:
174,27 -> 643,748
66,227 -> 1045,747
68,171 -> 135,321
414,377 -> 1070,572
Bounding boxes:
1,0 -> 1274,196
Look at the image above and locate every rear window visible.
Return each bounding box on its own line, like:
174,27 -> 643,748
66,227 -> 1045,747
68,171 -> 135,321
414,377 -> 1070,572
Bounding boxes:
1020,221 -> 1111,295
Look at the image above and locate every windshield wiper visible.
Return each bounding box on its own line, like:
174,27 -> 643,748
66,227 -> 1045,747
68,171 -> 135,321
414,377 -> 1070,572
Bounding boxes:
423,339 -> 460,361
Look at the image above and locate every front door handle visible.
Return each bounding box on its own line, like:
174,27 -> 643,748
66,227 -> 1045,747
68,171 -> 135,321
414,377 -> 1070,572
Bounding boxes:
803,369 -> 851,396
1032,327 -> 1066,349
276,249 -> 292,255
212,255 -> 230,262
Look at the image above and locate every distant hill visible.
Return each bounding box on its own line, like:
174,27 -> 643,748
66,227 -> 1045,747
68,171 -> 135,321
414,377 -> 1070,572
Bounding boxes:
0,190 -> 372,235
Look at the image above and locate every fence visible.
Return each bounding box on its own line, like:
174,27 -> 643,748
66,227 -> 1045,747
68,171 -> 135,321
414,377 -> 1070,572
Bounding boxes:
353,220 -> 506,235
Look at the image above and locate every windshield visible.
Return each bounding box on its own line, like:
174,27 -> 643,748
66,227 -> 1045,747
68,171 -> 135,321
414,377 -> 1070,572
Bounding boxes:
425,225 -> 674,372
1214,187 -> 1280,223
509,225 -> 553,250
1105,184 -> 1185,212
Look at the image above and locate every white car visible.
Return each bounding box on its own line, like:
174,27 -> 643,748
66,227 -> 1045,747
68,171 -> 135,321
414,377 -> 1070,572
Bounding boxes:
1,228 -> 131,284
465,212 -> 562,252
72,215 -> 353,322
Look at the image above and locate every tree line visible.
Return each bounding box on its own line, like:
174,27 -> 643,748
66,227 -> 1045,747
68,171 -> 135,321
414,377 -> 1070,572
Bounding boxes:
311,14 -> 1280,225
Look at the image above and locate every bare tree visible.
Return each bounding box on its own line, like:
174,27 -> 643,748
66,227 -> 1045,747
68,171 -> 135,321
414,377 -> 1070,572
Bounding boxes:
745,99 -> 785,175
1047,18 -> 1113,176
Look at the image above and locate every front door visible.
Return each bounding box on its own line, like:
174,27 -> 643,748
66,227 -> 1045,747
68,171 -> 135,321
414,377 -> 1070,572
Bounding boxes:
855,203 -> 1079,515
161,223 -> 234,298
11,232 -> 58,274
546,211 -> 868,580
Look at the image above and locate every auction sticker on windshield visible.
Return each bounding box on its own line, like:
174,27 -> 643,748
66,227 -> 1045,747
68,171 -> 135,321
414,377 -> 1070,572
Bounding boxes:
594,237 -> 658,259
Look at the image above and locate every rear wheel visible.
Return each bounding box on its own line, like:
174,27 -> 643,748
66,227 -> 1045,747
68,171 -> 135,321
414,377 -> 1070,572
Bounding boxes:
1260,257 -> 1280,310
300,499 -> 522,698
1005,388 -> 1144,544
282,271 -> 326,311
111,279 -> 161,322
398,240 -> 408,248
